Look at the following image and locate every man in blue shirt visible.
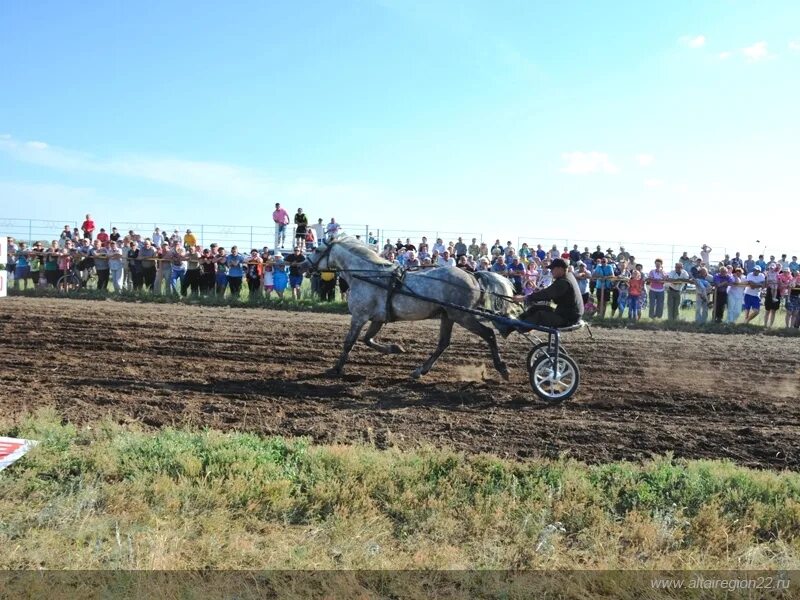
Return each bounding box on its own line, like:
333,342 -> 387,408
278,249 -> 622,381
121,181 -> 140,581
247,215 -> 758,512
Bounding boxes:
790,256 -> 800,273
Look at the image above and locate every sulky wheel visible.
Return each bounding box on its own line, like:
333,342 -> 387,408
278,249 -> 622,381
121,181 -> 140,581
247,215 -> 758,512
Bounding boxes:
526,343 -> 569,369
529,353 -> 580,404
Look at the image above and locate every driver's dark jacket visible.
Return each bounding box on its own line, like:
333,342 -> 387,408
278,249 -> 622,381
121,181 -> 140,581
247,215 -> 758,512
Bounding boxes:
524,272 -> 585,325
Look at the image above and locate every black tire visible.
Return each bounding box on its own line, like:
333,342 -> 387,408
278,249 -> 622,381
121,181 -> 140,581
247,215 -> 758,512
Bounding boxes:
529,353 -> 580,404
526,342 -> 570,369
56,273 -> 81,293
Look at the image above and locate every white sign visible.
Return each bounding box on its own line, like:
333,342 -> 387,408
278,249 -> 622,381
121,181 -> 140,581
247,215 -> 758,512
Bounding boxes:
0,236 -> 6,297
0,437 -> 38,471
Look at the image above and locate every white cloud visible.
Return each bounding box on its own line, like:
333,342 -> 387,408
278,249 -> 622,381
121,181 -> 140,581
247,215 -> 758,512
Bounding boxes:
560,152 -> 619,175
643,178 -> 665,189
680,35 -> 706,48
789,41 -> 800,52
719,51 -> 732,60
742,41 -> 770,62
0,135 -> 382,204
634,154 -> 654,167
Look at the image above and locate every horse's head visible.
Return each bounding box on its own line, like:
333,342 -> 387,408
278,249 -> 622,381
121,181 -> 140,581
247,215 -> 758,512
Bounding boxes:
306,238 -> 335,273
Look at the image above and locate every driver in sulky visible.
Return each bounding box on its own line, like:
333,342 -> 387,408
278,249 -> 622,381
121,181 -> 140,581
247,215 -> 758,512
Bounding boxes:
508,258 -> 584,332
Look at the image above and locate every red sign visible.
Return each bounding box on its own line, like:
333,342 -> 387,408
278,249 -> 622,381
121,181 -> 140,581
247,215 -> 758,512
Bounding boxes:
0,437 -> 37,471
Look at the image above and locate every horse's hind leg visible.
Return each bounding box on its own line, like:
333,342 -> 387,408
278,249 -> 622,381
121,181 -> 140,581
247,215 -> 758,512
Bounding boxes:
412,316 -> 453,379
363,320 -> 405,354
331,317 -> 368,375
453,314 -> 509,380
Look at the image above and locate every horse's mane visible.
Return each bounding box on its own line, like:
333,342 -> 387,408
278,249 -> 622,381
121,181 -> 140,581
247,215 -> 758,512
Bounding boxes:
330,235 -> 392,267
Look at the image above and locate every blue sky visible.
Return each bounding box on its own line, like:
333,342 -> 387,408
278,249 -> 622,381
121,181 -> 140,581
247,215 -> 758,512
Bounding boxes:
1,0 -> 798,259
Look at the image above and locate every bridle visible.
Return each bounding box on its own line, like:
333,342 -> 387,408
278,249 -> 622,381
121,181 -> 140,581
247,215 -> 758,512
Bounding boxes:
305,240 -> 333,274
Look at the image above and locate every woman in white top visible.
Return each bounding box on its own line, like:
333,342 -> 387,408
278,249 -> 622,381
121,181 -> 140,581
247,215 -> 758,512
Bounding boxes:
726,267 -> 745,323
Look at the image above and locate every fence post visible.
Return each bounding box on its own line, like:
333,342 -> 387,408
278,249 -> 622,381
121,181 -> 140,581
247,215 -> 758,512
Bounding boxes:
249,226 -> 253,250
28,220 -> 32,245
200,225 -> 204,248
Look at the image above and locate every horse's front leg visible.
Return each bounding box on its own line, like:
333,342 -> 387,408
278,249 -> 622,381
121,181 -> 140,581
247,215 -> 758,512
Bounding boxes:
412,316 -> 453,379
331,316 -> 368,375
363,320 -> 405,354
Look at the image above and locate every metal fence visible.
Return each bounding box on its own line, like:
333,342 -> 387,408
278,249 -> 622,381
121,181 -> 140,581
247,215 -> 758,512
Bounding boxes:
516,234 -> 733,268
110,221 -> 371,251
377,229 -> 483,250
0,218 -> 79,244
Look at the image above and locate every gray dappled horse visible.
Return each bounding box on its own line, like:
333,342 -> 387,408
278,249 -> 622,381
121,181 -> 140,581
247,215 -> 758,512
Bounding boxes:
306,236 -> 520,379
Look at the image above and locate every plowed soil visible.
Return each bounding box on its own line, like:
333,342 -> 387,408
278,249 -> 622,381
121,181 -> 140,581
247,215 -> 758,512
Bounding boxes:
2,298 -> 799,469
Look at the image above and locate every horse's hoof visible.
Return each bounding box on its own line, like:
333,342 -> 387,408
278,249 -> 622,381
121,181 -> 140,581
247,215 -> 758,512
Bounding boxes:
498,364 -> 510,381
411,368 -> 423,379
390,344 -> 406,354
326,367 -> 343,377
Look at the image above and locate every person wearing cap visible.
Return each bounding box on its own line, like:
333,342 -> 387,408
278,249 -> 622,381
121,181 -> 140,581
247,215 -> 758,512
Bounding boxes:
743,265 -> 765,323
666,262 -> 690,321
700,244 -> 712,265
501,258 -> 583,335
183,229 -> 197,249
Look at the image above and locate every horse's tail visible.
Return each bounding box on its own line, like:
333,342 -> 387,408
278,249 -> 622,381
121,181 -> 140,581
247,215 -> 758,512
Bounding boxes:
473,271 -> 523,320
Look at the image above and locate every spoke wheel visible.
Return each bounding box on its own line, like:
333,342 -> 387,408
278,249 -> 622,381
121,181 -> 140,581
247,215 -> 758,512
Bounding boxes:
526,343 -> 569,369
56,274 -> 81,293
529,353 -> 580,404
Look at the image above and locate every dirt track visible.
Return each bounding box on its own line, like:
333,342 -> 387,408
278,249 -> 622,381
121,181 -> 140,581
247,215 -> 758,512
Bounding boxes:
1,297 -> 799,469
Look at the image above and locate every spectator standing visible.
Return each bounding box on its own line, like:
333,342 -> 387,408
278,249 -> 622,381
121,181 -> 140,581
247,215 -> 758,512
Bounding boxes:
127,241 -> 143,290
666,262 -> 690,321
763,263 -> 781,328
508,257 -> 525,293
13,243 -> 29,290
225,246 -> 247,298
139,240 -> 158,291
245,249 -> 263,299
628,269 -> 644,321
199,249 -> 216,295
272,253 -> 289,299
433,238 -> 446,255
454,237 -> 467,258
96,228 -> 110,247
647,259 -> 666,319
712,266 -> 734,323
319,268 -> 337,301
693,267 -> 712,323
109,227 -> 121,243
91,240 -> 109,290
727,267 -> 746,323
574,262 -> 590,304
81,214 -> 95,241
183,229 -> 197,250
593,258 -> 614,318
153,243 -> 171,294
107,241 -> 126,293
700,244 -> 712,265
787,270 -> 800,328
6,237 -> 18,285
285,246 -> 306,300
182,245 -> 202,296
325,218 -> 341,239
743,266 -> 765,323
273,203 -> 290,249
294,208 -> 308,249
215,247 -> 228,296
468,238 -> 481,258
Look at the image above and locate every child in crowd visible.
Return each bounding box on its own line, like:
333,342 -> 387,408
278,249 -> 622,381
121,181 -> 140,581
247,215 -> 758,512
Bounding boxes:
272,254 -> 288,299
627,269 -> 644,321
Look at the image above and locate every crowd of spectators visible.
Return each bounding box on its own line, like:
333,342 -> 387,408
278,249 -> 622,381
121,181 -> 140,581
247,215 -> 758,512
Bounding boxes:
5,212 -> 800,329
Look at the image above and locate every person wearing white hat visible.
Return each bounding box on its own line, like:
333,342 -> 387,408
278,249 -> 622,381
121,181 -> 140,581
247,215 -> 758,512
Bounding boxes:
743,265 -> 765,323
